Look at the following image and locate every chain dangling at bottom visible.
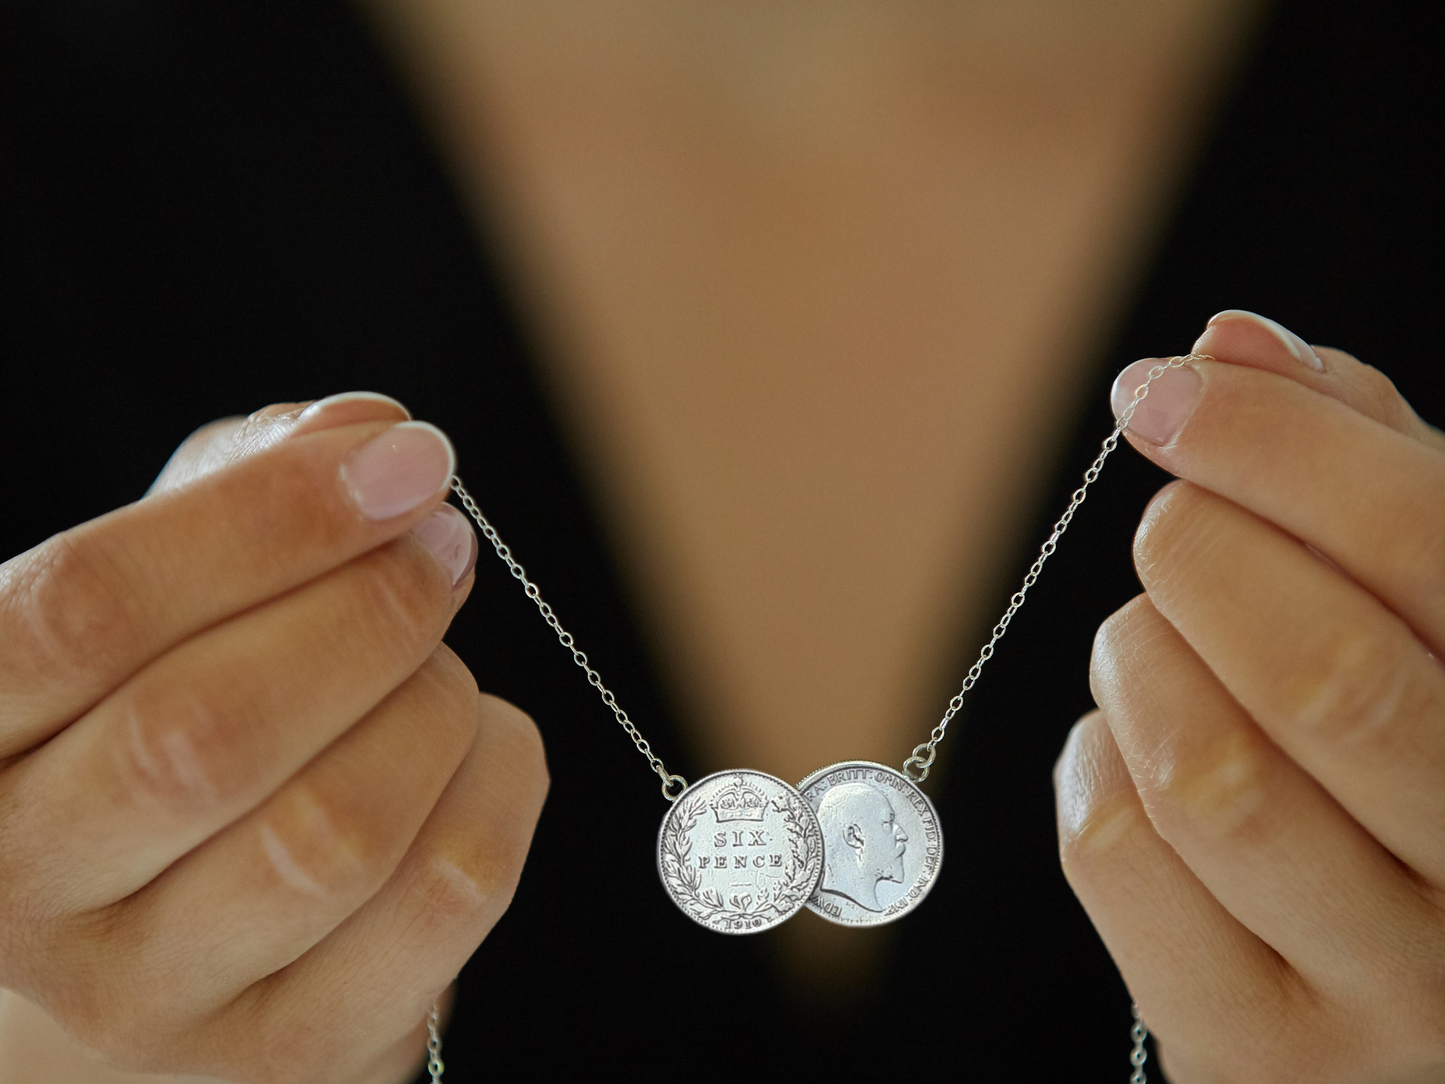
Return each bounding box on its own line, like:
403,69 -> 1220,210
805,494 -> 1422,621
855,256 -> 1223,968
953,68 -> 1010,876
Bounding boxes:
1129,1001 -> 1148,1083
422,994 -> 1138,1081
425,1001 -> 445,1084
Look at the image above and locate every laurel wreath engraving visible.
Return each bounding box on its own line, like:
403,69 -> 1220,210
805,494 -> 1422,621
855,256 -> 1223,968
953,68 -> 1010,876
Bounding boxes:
659,788 -> 821,927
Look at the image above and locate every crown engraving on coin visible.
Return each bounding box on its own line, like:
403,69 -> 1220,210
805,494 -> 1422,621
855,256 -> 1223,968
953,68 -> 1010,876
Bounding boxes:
657,769 -> 824,934
709,775 -> 768,823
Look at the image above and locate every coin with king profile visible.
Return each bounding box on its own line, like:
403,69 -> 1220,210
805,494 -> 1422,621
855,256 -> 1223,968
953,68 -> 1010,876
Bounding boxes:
798,760 -> 943,926
656,769 -> 824,934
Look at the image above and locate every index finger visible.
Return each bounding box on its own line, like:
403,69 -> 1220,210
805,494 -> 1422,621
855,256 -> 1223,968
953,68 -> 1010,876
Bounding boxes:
0,418 -> 457,755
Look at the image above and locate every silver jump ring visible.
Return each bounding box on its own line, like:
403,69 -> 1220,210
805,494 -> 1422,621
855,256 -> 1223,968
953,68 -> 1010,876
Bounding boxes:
660,773 -> 688,801
902,742 -> 936,782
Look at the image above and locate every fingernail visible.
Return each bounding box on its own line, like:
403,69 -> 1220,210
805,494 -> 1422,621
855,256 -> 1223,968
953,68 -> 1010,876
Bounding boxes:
410,504 -> 478,587
294,392 -> 412,436
341,422 -> 456,520
1209,310 -> 1324,372
1110,359 -> 1204,445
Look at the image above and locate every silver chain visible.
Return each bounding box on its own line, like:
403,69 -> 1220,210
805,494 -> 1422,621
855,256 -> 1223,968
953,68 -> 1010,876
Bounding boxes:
901,354 -> 1205,782
426,1002 -> 445,1083
445,356 -> 1203,1081
1130,1001 -> 1149,1082
453,356 -> 1206,791
450,478 -> 688,801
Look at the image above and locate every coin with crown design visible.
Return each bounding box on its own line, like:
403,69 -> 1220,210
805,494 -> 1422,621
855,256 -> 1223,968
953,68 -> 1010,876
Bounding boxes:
656,769 -> 824,934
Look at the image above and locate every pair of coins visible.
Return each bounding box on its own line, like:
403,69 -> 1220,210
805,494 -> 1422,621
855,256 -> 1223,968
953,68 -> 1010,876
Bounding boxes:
656,762 -> 943,935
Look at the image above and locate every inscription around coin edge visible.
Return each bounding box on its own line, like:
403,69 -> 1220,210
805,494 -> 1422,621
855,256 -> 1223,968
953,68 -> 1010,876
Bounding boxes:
799,760 -> 943,927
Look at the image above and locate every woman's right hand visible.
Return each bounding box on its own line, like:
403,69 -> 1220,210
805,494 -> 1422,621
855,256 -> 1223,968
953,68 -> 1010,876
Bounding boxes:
0,394 -> 548,1084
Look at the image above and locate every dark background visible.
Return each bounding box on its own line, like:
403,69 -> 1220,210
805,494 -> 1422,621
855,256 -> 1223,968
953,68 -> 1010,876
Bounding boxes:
1,1 -> 1441,1079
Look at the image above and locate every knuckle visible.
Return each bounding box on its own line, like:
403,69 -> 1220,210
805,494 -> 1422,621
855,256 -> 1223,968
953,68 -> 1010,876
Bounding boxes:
112,681 -> 264,817
411,844 -> 508,930
2,532 -> 137,685
481,694 -> 550,799
1355,362 -> 1416,431
408,704 -> 547,932
1087,612 -> 1123,699
1149,727 -> 1274,846
1132,482 -> 1211,590
1054,712 -> 1144,868
1088,595 -> 1158,704
256,781 -> 379,901
1281,626 -> 1431,753
414,647 -> 483,740
1056,778 -> 1147,872
346,544 -> 451,657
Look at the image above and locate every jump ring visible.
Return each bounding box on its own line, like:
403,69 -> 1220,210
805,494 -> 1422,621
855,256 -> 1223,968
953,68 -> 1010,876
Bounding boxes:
902,742 -> 936,782
660,773 -> 688,801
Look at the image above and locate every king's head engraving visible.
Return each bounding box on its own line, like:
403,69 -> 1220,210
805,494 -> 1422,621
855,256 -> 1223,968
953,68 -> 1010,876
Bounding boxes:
710,775 -> 768,824
816,781 -> 908,912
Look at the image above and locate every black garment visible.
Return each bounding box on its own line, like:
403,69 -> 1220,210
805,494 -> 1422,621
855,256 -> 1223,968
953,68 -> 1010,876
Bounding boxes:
1,3 -> 1441,1080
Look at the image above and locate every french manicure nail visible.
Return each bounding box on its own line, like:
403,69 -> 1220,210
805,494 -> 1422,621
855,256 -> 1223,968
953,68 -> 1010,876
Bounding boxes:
1110,359 -> 1204,446
341,421 -> 456,520
410,505 -> 478,587
1210,310 -> 1324,372
294,391 -> 412,435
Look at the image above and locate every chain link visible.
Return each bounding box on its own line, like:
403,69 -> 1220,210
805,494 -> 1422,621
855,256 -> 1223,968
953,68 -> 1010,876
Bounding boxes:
901,354 -> 1207,782
426,1001 -> 445,1083
451,478 -> 687,800
1129,1001 -> 1149,1083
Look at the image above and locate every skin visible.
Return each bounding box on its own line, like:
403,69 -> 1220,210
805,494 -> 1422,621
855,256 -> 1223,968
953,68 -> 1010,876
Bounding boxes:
0,397 -> 549,1083
1055,311 -> 1445,1081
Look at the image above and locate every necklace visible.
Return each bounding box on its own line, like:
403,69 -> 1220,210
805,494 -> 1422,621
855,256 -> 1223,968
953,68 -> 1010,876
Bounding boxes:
431,354 -> 1198,1078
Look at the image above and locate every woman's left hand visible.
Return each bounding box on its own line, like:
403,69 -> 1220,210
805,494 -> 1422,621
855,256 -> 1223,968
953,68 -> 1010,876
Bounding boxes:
1055,310 -> 1445,1082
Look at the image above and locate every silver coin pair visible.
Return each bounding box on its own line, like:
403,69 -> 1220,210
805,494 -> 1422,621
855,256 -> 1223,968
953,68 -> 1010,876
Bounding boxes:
656,761 -> 943,934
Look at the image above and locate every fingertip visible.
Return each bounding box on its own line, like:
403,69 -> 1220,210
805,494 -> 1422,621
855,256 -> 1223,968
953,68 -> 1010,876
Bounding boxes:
341,421 -> 457,522
1111,359 -> 1203,446
410,504 -> 478,590
1053,710 -> 1096,788
291,392 -> 413,438
1139,477 -> 1188,519
1195,311 -> 1324,374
